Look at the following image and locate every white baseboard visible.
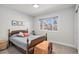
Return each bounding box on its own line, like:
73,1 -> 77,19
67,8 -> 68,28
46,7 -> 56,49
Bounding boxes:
50,41 -> 76,49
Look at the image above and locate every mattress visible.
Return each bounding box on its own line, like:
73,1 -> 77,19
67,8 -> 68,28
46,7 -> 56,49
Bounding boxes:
10,34 -> 44,50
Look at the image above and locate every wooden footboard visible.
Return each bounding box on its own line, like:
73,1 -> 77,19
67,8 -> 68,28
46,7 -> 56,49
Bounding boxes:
28,36 -> 46,49
26,36 -> 47,54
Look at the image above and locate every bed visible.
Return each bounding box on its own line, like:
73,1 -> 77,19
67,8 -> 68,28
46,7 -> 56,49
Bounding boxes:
8,29 -> 47,54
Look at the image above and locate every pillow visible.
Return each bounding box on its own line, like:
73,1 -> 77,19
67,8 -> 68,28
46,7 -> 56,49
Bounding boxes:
16,32 -> 24,37
23,33 -> 29,37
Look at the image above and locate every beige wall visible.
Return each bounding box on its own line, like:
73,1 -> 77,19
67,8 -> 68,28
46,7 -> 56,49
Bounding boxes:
77,5 -> 79,53
0,6 -> 33,40
34,6 -> 75,48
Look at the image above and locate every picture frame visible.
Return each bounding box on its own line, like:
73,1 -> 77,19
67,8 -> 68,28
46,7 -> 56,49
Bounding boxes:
11,20 -> 24,26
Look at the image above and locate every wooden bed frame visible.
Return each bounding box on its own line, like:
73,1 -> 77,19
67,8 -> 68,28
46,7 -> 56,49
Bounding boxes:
8,29 -> 47,54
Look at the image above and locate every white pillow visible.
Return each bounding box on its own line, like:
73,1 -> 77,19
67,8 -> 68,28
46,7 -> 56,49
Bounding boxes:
18,32 -> 24,36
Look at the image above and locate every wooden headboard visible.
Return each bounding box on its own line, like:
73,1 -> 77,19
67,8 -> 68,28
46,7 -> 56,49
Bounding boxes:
8,29 -> 28,37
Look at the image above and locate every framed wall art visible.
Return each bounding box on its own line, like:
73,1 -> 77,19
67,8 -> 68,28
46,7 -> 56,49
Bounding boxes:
11,20 -> 24,26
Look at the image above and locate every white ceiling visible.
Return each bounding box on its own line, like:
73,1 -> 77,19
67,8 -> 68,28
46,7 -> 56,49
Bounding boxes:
1,4 -> 75,16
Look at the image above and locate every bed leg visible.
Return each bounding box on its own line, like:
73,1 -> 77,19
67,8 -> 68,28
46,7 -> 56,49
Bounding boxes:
48,42 -> 53,54
8,29 -> 11,48
46,33 -> 47,41
26,38 -> 29,54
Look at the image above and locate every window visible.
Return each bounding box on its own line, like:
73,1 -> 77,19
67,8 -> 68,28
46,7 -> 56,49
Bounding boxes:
39,16 -> 58,31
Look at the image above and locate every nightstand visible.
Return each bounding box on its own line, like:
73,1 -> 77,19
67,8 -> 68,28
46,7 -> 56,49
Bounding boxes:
0,40 -> 8,50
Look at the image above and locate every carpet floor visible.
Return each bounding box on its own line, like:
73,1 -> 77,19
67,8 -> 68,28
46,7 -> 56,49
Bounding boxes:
0,43 -> 78,54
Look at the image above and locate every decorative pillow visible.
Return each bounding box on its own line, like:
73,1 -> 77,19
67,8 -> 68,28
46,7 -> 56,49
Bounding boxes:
16,32 -> 24,37
23,33 -> 29,37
